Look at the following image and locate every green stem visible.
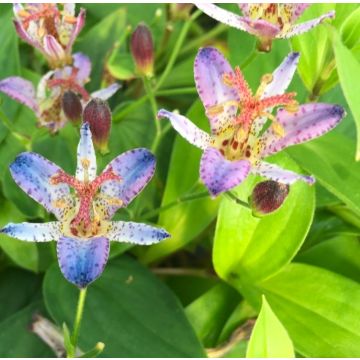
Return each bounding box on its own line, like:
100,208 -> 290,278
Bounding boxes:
180,23 -> 227,56
69,288 -> 87,358
143,77 -> 161,152
79,343 -> 105,358
155,9 -> 202,91
156,87 -> 197,96
240,49 -> 258,70
142,190 -> 209,220
225,191 -> 250,209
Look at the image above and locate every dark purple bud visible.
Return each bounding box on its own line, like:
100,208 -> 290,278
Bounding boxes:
169,4 -> 194,20
249,180 -> 289,217
130,23 -> 154,77
83,98 -> 111,153
62,91 -> 82,123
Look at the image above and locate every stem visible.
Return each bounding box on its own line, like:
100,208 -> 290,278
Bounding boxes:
143,77 -> 161,153
155,9 -> 202,91
156,87 -> 197,96
225,191 -> 250,209
69,288 -> 88,358
180,23 -> 227,56
142,190 -> 209,220
240,48 -> 258,70
152,267 -> 216,279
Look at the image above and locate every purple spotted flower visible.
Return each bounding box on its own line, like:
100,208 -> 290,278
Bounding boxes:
13,3 -> 85,68
158,47 -> 345,197
195,4 -> 335,51
0,53 -> 120,132
1,123 -> 170,288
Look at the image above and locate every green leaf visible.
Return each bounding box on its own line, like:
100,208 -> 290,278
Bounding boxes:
286,132 -> 360,215
332,29 -> 360,159
0,301 -> 54,357
259,263 -> 360,357
296,235 -> 360,282
185,283 -> 240,347
340,6 -> 360,49
107,51 -> 135,80
214,152 -> 315,286
246,295 -> 294,358
75,9 -> 127,91
140,100 -> 219,264
0,268 -> 41,322
43,256 -> 205,357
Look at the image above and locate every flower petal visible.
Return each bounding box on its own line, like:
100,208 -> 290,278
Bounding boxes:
43,35 -> 66,61
57,236 -> 109,288
73,53 -> 91,83
157,109 -> 210,150
66,8 -> 86,51
279,10 -> 335,38
0,77 -> 38,112
1,222 -> 61,242
76,123 -> 97,182
13,19 -> 41,50
200,147 -> 251,197
253,161 -> 315,184
289,4 -> 310,23
262,52 -> 300,98
107,221 -> 170,244
194,47 -> 239,134
99,148 -> 156,218
9,152 -> 71,220
262,103 -> 345,157
90,83 -> 121,101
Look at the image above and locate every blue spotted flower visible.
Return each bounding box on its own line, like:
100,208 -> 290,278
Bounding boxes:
1,123 -> 170,288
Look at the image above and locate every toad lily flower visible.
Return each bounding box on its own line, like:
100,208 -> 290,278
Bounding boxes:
13,3 -> 85,68
195,4 -> 335,51
1,123 -> 170,288
158,47 -> 345,197
0,53 -> 120,132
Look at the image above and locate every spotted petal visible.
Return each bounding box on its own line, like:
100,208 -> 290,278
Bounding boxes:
13,19 -> 41,50
9,152 -> 71,220
91,83 -> 121,101
253,161 -> 315,185
57,236 -> 109,288
262,52 -> 300,98
99,148 -> 156,218
194,47 -> 239,134
279,10 -> 335,38
1,222 -> 62,242
76,123 -> 96,182
158,109 -> 210,150
200,147 -> 251,197
0,77 -> 38,112
262,104 -> 345,157
107,221 -> 170,244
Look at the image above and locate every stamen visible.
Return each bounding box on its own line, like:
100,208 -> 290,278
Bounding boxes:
255,73 -> 273,99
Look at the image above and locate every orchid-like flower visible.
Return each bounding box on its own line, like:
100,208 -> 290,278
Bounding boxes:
195,4 -> 335,51
0,123 -> 170,288
13,3 -> 85,68
0,53 -> 120,132
158,47 -> 345,197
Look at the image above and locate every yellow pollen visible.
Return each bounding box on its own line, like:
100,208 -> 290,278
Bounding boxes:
64,15 -> 77,24
285,100 -> 299,113
52,198 -> 67,208
18,9 -> 31,17
81,158 -> 90,169
272,122 -> 285,137
256,73 -> 273,99
222,74 -> 233,87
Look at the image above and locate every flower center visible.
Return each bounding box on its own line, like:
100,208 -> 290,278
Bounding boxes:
209,66 -> 298,162
248,4 -> 293,30
50,167 -> 122,238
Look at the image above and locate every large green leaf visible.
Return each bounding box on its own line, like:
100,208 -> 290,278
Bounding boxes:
0,301 -> 53,357
43,256 -> 205,357
286,132 -> 360,215
213,153 -> 315,287
333,29 -> 360,159
260,263 -> 360,357
246,296 -> 294,358
185,283 -> 240,347
140,100 -> 219,264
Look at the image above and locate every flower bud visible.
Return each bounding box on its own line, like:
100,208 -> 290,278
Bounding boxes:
61,91 -> 82,123
130,23 -> 154,77
249,180 -> 289,217
169,4 -> 194,20
83,98 -> 111,154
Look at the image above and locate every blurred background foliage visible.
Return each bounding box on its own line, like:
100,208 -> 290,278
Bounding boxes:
0,3 -> 359,358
